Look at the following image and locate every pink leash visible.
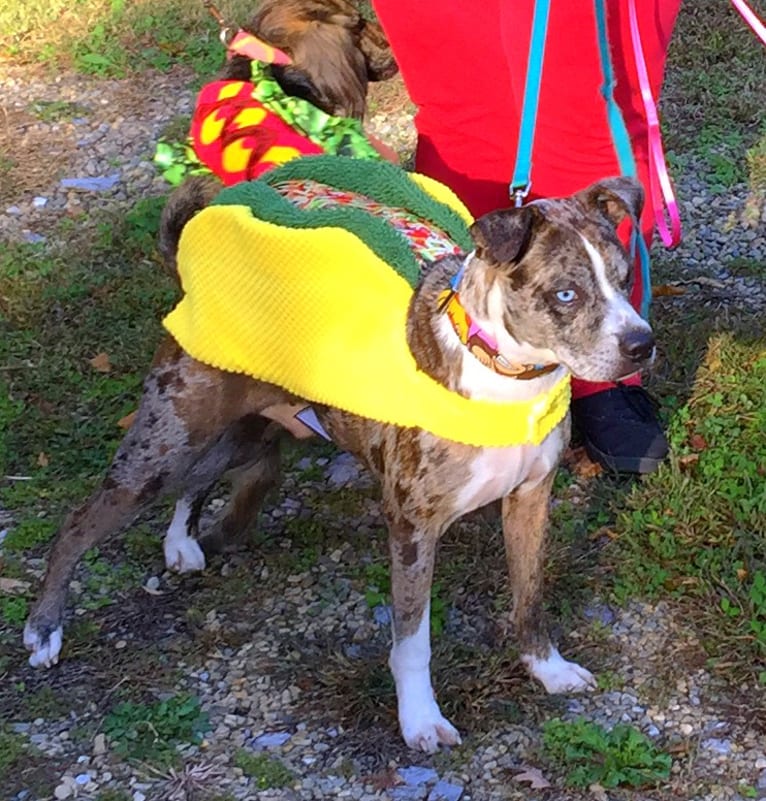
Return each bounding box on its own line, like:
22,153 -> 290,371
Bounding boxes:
627,0 -> 766,250
627,0 -> 681,248
730,0 -> 766,46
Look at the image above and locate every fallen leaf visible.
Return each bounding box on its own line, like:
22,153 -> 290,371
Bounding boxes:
89,352 -> 112,373
589,525 -> 618,541
0,577 -> 32,594
563,446 -> 603,478
689,434 -> 708,451
512,767 -> 551,789
117,410 -> 137,429
652,283 -> 686,297
678,453 -> 700,471
37,451 -> 49,467
737,567 -> 749,581
367,767 -> 404,791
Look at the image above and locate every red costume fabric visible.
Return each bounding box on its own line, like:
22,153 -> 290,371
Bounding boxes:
190,80 -> 324,186
372,0 -> 681,398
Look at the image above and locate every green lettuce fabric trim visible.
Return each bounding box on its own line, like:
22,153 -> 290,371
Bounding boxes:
211,156 -> 472,287
249,62 -> 382,161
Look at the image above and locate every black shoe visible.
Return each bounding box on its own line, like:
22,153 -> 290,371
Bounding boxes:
571,385 -> 669,474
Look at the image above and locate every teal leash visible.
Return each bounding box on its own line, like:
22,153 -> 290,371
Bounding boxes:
510,0 -> 652,319
593,0 -> 652,319
509,0 -> 551,208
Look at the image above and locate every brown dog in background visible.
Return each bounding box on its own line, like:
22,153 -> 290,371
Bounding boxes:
224,0 -> 398,119
158,0 -> 399,266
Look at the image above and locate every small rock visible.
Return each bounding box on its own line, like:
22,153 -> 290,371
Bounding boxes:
702,738 -> 733,755
53,784 -> 72,800
60,174 -> 120,192
115,639 -> 127,649
679,723 -> 694,736
145,576 -> 160,591
93,733 -> 107,755
398,766 -> 439,785
253,731 -> 292,749
428,781 -> 464,801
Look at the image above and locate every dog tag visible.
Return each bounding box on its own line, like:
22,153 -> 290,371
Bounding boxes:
295,407 -> 332,441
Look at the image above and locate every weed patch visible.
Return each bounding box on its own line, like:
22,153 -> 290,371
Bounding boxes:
233,750 -> 295,789
0,725 -> 27,776
543,717 -> 672,788
1,595 -> 28,628
103,693 -> 209,765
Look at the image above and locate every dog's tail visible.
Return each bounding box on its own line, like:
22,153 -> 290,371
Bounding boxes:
158,175 -> 223,279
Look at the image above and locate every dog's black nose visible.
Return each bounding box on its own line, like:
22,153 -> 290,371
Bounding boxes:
619,330 -> 655,363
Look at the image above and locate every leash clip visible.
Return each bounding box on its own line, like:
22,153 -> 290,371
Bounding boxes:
203,0 -> 233,46
511,183 -> 531,208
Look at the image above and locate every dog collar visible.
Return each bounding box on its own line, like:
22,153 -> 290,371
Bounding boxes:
438,282 -> 559,380
228,30 -> 292,64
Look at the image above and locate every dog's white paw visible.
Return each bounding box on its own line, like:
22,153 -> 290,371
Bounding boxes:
24,622 -> 63,668
400,700 -> 462,753
523,648 -> 596,694
164,535 -> 206,573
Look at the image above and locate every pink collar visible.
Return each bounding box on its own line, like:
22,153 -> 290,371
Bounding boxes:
438,288 -> 558,380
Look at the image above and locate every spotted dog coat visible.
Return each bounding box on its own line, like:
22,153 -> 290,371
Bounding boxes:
25,176 -> 655,753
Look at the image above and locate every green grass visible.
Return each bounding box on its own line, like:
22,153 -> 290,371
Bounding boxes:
661,0 -> 766,194
1,0 -> 257,78
606,333 -> 766,682
0,210 -> 176,554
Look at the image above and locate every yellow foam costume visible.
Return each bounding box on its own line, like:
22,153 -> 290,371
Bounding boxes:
164,158 -> 570,447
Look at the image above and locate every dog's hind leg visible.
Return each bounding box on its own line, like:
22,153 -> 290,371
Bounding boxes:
196,435 -> 282,558
387,518 -> 461,753
24,346 -> 267,667
24,397 -> 199,667
164,418 -> 283,570
502,469 -> 596,693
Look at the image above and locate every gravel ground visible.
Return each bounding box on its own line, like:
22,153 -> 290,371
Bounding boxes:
1,56 -> 765,801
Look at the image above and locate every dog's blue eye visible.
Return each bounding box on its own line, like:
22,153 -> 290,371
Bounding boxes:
556,289 -> 577,303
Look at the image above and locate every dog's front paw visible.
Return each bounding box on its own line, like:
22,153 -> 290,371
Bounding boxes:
164,534 -> 206,573
400,700 -> 462,753
523,648 -> 596,694
24,620 -> 63,668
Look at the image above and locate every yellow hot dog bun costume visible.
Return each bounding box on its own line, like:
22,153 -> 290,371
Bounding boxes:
163,156 -> 569,446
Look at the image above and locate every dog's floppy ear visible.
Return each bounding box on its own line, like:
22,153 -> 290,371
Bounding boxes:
469,206 -> 542,268
579,176 -> 644,229
358,18 -> 399,81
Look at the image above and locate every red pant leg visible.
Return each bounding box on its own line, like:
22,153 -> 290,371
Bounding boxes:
373,0 -> 521,216
374,0 -> 681,398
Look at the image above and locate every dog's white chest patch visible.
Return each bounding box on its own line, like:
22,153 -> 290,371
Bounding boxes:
457,427 -> 565,512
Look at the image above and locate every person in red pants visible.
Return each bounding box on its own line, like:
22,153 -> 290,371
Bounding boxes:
372,0 -> 681,473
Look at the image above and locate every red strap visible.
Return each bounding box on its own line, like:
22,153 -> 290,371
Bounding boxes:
628,0 -> 681,249
227,30 -> 292,65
